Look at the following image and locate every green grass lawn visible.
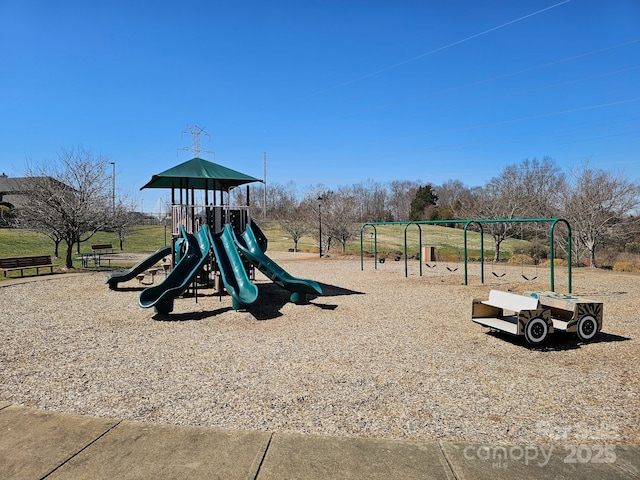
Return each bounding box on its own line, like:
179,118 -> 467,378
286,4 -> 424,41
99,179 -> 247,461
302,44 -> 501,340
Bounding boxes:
259,221 -> 527,260
0,225 -> 169,258
0,226 -> 171,277
0,222 -> 529,279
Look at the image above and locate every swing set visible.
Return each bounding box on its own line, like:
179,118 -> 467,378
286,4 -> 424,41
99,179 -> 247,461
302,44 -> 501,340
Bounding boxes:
360,217 -> 572,293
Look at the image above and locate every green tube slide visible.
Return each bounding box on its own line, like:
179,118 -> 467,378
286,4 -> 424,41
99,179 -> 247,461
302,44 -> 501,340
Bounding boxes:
209,224 -> 259,310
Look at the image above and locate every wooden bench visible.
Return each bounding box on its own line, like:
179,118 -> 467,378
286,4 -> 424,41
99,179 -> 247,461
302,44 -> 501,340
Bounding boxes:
472,289 -> 553,345
91,243 -> 114,253
0,255 -> 56,277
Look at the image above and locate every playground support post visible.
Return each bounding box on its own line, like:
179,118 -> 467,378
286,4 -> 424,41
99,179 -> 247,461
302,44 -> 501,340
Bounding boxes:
359,224 -> 378,270
464,221 -> 484,286
318,196 -> 323,258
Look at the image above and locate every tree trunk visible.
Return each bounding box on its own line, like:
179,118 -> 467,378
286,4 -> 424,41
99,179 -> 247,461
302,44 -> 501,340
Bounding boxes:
583,238 -> 597,268
65,241 -> 74,269
588,246 -> 597,268
493,239 -> 502,262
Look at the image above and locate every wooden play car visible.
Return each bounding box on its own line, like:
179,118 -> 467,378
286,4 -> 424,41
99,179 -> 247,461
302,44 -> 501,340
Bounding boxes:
472,289 -> 603,345
525,291 -> 603,342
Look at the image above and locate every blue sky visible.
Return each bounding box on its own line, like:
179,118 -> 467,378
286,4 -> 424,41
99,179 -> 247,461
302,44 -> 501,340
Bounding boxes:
1,0 -> 638,210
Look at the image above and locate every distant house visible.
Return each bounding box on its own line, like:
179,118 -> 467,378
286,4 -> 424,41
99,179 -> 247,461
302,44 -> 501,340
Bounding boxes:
0,173 -> 31,209
0,173 -> 70,210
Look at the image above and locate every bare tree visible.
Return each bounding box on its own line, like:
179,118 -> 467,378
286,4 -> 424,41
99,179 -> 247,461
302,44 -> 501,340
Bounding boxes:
515,157 -> 564,219
19,147 -> 112,268
559,163 -> 640,268
435,179 -> 471,219
278,205 -> 309,252
465,158 -> 565,261
388,180 -> 420,221
466,169 -> 522,261
328,187 -> 361,252
109,198 -> 139,250
351,180 -> 391,222
274,185 -> 309,252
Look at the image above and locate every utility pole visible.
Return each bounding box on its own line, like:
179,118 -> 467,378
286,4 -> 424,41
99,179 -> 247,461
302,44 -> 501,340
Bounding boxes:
108,161 -> 116,212
263,152 -> 267,220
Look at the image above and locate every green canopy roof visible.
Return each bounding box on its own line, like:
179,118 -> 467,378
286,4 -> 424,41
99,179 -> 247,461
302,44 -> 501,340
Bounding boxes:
140,157 -> 261,191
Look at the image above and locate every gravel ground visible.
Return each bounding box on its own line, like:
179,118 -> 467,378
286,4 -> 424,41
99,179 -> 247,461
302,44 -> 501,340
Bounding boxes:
1,253 -> 638,445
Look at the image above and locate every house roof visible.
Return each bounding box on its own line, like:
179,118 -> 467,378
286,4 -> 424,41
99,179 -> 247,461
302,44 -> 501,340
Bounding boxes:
0,175 -> 71,208
0,176 -> 30,196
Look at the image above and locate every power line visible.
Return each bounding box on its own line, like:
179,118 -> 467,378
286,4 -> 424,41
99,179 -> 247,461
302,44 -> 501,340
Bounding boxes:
309,0 -> 572,96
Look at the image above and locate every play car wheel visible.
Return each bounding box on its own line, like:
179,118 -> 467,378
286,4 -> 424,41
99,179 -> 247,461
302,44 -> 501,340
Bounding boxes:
524,317 -> 549,345
576,315 -> 598,342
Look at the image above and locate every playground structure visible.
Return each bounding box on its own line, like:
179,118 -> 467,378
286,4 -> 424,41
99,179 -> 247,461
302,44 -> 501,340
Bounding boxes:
472,289 -> 603,345
105,157 -> 322,314
360,218 -> 572,293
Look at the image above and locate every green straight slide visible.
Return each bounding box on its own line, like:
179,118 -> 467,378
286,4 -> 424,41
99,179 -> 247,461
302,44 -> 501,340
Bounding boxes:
138,225 -> 212,314
210,224 -> 259,310
235,223 -> 322,304
105,246 -> 171,289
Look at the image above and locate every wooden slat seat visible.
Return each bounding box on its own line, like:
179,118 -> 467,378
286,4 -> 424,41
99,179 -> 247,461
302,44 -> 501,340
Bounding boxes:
91,243 -> 114,253
472,289 -> 552,345
0,255 -> 56,277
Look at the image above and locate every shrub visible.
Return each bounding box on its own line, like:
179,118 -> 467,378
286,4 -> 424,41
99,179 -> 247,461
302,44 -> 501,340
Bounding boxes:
542,258 -> 568,266
508,254 -> 536,265
613,260 -> 640,273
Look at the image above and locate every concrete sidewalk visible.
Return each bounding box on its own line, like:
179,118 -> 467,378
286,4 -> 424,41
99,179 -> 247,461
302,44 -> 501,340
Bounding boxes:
1,402 -> 637,479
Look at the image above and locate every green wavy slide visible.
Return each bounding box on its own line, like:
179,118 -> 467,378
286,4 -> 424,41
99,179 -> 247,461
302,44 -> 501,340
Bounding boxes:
105,246 -> 171,290
138,225 -> 211,314
235,223 -> 322,304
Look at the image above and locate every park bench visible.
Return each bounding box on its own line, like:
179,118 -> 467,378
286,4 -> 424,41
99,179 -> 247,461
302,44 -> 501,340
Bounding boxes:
472,289 -> 553,345
0,255 -> 56,277
91,243 -> 114,253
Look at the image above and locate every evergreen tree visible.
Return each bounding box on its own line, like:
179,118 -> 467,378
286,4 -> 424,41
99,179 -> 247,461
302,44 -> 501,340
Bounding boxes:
409,184 -> 438,221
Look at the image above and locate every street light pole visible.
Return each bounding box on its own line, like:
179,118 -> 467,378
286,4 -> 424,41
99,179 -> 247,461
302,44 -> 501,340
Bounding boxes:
108,161 -> 116,211
317,196 -> 323,258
